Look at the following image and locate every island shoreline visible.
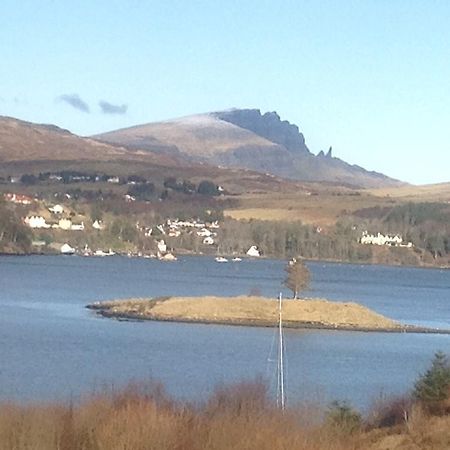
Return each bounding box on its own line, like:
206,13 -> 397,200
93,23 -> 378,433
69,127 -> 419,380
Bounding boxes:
86,296 -> 450,335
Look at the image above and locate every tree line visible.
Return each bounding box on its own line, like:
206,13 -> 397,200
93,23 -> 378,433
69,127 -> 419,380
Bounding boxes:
0,201 -> 31,253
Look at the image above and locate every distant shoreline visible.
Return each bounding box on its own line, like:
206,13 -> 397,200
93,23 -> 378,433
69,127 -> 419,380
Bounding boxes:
86,296 -> 450,334
1,252 -> 450,271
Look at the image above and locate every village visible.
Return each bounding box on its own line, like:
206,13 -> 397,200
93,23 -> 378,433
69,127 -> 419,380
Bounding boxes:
3,190 -> 422,262
2,191 -> 261,261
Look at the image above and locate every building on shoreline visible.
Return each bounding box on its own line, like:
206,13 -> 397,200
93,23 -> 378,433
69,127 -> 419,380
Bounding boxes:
360,231 -> 413,248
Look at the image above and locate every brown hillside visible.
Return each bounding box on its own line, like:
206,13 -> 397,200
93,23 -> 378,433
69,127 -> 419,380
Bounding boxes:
0,116 -> 175,166
0,115 -> 309,200
369,182 -> 450,201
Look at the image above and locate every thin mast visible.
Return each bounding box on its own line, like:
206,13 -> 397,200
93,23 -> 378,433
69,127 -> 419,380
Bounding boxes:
277,292 -> 286,410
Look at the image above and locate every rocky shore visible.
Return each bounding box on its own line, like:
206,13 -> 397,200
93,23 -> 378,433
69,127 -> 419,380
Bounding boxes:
86,296 -> 450,334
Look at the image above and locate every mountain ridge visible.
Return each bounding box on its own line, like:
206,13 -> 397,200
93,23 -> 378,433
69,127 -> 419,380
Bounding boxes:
95,108 -> 403,188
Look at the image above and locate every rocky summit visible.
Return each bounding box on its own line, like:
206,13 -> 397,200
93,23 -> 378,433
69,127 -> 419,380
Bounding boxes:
96,108 -> 403,188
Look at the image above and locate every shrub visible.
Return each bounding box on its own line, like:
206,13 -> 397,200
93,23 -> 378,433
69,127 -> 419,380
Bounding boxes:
20,173 -> 37,185
197,180 -> 219,196
325,400 -> 362,434
413,351 -> 450,413
367,395 -> 412,428
127,182 -> 156,201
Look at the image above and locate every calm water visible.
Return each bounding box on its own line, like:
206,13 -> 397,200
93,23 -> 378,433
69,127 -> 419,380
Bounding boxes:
1,255 -> 449,410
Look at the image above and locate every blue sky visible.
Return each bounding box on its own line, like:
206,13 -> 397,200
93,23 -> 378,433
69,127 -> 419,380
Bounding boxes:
1,0 -> 449,185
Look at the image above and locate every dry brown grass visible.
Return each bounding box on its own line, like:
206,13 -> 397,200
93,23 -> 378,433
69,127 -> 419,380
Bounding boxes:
369,182 -> 450,201
224,189 -> 400,226
360,405 -> 450,450
94,295 -> 401,330
0,381 -> 358,450
1,381 -> 449,450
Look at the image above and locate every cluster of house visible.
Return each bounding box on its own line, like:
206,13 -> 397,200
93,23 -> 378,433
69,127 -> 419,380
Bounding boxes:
360,231 -> 413,248
4,193 -> 34,205
141,218 -> 221,246
168,219 -> 220,245
22,204 -> 104,231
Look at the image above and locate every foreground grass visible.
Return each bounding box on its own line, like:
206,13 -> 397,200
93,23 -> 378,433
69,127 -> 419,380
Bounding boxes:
1,381 -> 450,450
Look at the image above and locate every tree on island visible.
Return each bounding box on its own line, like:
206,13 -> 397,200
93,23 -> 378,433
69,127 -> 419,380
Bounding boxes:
284,258 -> 310,299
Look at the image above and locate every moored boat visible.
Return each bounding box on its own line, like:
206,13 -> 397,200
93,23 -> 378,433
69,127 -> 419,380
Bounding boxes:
215,256 -> 228,263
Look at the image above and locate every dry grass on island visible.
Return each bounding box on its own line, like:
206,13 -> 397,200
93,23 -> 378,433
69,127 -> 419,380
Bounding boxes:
88,295 -> 404,332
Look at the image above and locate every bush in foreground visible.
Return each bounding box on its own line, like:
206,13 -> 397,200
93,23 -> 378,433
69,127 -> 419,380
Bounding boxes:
1,379 -> 450,450
325,400 -> 362,434
413,351 -> 450,414
2,353 -> 450,449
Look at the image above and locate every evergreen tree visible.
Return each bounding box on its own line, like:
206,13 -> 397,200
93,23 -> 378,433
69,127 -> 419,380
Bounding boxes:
413,351 -> 450,406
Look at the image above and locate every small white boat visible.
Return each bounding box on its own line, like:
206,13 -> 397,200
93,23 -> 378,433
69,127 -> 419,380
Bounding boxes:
215,256 -> 228,263
94,249 -> 116,257
232,257 -> 242,262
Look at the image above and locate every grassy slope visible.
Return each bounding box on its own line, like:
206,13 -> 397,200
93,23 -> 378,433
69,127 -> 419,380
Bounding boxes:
369,182 -> 450,201
0,116 -> 135,162
224,188 -> 400,226
225,180 -> 450,226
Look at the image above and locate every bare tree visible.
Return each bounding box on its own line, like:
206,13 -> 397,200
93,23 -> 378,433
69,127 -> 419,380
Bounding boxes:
284,258 -> 310,299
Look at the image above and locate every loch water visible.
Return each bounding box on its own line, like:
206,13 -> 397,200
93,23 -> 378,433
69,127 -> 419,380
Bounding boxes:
1,255 -> 449,410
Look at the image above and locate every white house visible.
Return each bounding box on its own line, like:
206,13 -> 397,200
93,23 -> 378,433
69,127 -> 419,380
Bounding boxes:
24,216 -> 50,229
92,220 -> 104,230
360,231 -> 404,247
246,245 -> 260,257
60,243 -> 75,254
194,222 -> 206,229
48,204 -> 64,214
197,228 -> 212,237
157,239 -> 167,254
203,236 -> 214,245
71,222 -> 85,231
58,218 -> 72,230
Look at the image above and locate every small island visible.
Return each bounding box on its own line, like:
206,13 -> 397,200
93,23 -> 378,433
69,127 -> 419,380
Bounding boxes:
87,296 -> 448,333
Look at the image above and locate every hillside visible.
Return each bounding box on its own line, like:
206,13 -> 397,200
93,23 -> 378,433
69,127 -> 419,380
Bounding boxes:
96,109 -> 403,189
369,182 -> 450,201
0,116 -> 137,162
0,115 -> 306,195
1,115 -> 449,266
